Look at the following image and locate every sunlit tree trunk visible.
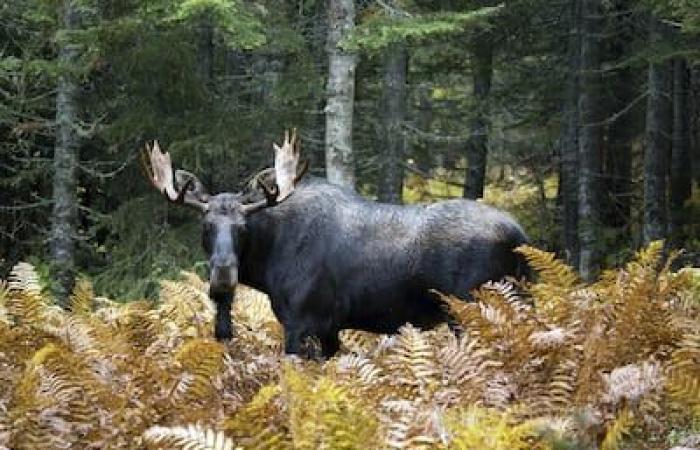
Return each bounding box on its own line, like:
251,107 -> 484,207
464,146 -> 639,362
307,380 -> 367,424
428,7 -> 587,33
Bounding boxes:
378,43 -> 408,204
51,0 -> 81,306
325,0 -> 357,189
577,0 -> 603,281
463,30 -> 493,200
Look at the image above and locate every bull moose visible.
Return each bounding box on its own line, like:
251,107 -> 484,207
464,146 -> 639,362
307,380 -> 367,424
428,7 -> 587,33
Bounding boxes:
142,130 -> 529,357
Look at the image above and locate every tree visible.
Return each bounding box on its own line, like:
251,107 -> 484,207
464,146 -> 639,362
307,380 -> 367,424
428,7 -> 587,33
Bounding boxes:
643,18 -> 671,245
670,56 -> 692,242
463,28 -> 493,200
560,0 -> 582,266
577,0 -> 603,280
50,0 -> 82,305
325,0 -> 357,189
378,43 -> 408,204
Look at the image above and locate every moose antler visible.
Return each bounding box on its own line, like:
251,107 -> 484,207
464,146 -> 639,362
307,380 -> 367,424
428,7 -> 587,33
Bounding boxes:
240,129 -> 308,214
141,141 -> 209,212
272,128 -> 307,202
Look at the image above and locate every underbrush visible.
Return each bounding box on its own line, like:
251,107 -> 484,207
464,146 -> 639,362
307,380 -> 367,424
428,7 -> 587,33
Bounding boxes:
0,242 -> 698,449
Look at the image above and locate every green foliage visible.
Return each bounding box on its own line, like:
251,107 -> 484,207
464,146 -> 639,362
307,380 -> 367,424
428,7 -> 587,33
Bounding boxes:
166,0 -> 266,49
346,6 -> 503,51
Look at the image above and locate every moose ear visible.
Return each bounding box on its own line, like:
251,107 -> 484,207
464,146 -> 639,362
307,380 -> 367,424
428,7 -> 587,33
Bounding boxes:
175,170 -> 209,203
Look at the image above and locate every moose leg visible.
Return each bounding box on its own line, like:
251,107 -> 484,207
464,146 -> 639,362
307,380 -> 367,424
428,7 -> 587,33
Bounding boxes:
211,291 -> 233,341
319,331 -> 340,358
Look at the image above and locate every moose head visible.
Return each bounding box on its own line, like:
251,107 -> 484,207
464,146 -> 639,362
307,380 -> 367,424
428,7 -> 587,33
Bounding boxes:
141,130 -> 306,339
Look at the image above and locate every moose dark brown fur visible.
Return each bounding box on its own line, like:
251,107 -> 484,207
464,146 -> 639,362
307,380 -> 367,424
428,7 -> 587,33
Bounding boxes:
143,131 -> 529,358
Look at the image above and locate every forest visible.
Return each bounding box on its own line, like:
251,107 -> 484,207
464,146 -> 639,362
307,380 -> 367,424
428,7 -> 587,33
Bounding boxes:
1,0 -> 700,449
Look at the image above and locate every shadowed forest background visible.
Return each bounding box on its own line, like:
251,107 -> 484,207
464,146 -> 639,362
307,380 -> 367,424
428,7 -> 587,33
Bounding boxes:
1,0 -> 699,302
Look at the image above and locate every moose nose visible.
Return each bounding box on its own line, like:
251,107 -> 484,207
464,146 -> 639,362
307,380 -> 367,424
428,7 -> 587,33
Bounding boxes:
210,264 -> 238,293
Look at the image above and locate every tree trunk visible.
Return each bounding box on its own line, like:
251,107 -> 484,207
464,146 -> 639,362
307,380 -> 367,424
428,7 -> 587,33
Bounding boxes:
601,0 -> 635,230
643,18 -> 671,245
603,67 -> 635,228
670,57 -> 692,241
324,0 -> 357,189
463,30 -> 493,200
560,0 -> 582,266
378,43 -> 408,204
577,0 -> 603,281
50,0 -> 81,306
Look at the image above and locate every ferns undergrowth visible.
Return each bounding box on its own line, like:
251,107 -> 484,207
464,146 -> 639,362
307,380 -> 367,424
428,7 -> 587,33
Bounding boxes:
0,242 -> 698,449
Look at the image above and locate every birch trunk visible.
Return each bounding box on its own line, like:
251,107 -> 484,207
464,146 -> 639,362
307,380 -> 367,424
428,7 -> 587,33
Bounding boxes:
324,0 -> 357,188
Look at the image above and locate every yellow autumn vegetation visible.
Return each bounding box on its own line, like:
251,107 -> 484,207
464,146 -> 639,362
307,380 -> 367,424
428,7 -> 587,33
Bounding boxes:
0,241 -> 698,449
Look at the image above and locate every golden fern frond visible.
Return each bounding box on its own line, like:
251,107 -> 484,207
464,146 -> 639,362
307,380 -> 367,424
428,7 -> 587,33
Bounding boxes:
445,406 -> 540,450
223,384 -> 291,449
7,342 -> 102,448
515,245 -> 579,289
629,240 -> 664,269
7,262 -> 45,327
385,324 -> 439,395
69,277 -> 94,315
0,281 -> 8,325
439,335 -> 500,398
600,407 -> 633,450
159,278 -> 214,336
118,301 -> 161,351
7,262 -> 42,295
143,424 -> 235,450
340,329 -> 381,355
284,365 -> 380,449
381,400 -> 438,449
335,354 -> 385,386
171,339 -> 225,405
667,331 -> 700,416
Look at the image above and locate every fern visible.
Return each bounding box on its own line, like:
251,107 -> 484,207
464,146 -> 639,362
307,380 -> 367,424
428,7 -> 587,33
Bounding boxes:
7,262 -> 45,327
445,406 -> 539,450
385,324 -> 440,397
144,424 -> 235,450
69,277 -> 94,315
223,384 -> 291,449
600,408 -> 634,450
284,365 -> 380,449
515,245 -> 579,289
171,339 -> 225,406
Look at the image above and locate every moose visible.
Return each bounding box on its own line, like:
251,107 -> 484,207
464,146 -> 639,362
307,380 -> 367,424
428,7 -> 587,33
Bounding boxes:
142,130 -> 529,357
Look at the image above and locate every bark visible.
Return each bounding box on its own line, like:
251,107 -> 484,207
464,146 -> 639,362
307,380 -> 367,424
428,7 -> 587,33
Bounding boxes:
602,1 -> 635,229
324,0 -> 357,189
603,67 -> 635,228
577,0 -> 603,281
378,43 -> 408,204
643,18 -> 671,245
463,30 -> 493,200
50,0 -> 81,306
670,57 -> 692,240
560,0 -> 582,266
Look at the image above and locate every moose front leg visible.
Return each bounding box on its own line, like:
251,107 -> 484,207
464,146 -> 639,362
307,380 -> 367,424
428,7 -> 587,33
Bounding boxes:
211,290 -> 234,341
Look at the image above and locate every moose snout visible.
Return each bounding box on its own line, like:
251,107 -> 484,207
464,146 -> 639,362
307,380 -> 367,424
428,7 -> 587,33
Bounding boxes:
209,262 -> 238,293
